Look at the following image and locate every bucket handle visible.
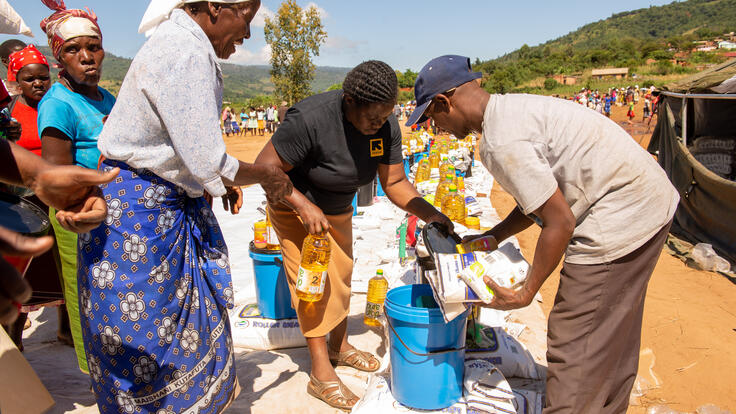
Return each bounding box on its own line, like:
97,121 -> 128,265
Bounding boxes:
274,257 -> 283,266
386,315 -> 465,357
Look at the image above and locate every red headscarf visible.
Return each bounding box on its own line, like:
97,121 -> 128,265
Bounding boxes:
7,45 -> 49,82
40,0 -> 102,61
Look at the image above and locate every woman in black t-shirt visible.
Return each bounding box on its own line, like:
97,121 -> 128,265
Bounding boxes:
255,61 -> 451,411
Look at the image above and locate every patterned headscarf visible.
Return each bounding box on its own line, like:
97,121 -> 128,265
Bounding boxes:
7,45 -> 49,82
40,0 -> 102,61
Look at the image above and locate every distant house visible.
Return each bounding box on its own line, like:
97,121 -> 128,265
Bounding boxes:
718,40 -> 736,50
591,68 -> 629,80
723,51 -> 736,58
552,74 -> 580,85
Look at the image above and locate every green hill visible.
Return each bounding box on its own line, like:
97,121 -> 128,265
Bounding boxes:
25,46 -> 349,102
474,0 -> 736,93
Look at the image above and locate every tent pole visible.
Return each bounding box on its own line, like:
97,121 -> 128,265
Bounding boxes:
681,96 -> 688,146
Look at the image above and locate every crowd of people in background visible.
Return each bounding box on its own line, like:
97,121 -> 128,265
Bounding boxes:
394,101 -> 415,122
562,85 -> 659,124
221,101 -> 291,137
219,84 -> 660,138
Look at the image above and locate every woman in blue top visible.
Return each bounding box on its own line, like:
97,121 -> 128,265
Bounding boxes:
37,1 -> 115,374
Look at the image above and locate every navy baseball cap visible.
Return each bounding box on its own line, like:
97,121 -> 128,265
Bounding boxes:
405,55 -> 482,127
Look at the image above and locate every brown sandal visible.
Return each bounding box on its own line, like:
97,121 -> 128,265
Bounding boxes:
329,347 -> 380,372
306,374 -> 359,412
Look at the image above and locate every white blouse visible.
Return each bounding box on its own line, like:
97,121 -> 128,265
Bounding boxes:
98,9 -> 239,198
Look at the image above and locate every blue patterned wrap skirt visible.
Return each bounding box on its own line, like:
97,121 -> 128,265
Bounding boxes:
78,160 -> 238,414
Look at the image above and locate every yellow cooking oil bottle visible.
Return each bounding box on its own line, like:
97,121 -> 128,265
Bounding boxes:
364,269 -> 389,326
295,233 -> 331,302
265,209 -> 280,250
434,174 -> 455,207
457,176 -> 465,192
439,158 -> 453,178
415,159 -> 430,183
441,185 -> 466,223
447,166 -> 458,187
439,142 -> 449,155
428,150 -> 440,169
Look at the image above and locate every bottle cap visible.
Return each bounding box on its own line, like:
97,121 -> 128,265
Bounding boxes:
376,269 -> 383,275
446,174 -> 453,180
449,184 -> 458,192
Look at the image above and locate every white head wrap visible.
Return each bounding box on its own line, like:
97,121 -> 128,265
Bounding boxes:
139,0 -> 252,36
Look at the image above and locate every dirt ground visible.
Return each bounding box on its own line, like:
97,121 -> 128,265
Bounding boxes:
224,99 -> 736,413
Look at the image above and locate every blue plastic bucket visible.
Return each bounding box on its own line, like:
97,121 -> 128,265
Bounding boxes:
248,242 -> 296,320
384,284 -> 469,410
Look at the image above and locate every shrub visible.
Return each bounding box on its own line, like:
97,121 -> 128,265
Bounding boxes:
544,78 -> 559,90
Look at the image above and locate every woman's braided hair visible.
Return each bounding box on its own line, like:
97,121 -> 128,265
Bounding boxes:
343,60 -> 398,105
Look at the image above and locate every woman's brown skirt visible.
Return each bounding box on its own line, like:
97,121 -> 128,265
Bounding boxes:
268,202 -> 353,338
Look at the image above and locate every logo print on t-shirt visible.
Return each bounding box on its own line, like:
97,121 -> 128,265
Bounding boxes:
370,139 -> 384,157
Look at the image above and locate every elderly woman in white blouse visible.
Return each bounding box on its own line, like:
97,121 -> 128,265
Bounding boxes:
79,1 -> 292,413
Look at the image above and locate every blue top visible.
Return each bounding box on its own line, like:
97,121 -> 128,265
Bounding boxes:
37,82 -> 116,169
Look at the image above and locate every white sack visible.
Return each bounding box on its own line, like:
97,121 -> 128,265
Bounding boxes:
466,325 -> 541,380
229,303 -> 306,351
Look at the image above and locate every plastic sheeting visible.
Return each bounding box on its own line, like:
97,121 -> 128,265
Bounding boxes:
648,96 -> 736,263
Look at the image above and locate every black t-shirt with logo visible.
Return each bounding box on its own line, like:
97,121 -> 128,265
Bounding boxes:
272,90 -> 403,215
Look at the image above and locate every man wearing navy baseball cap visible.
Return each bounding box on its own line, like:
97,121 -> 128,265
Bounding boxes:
411,55 -> 679,414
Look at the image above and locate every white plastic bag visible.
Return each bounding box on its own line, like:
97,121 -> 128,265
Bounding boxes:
229,303 -> 306,350
352,374 -> 468,414
647,406 -> 683,414
691,243 -> 731,273
696,404 -> 733,414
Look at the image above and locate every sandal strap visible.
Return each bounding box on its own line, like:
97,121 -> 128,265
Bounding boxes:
330,348 -> 379,371
308,374 -> 357,408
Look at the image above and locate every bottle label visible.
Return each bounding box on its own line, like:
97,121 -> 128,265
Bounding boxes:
365,301 -> 382,320
296,266 -> 327,295
266,226 -> 279,245
254,230 -> 266,244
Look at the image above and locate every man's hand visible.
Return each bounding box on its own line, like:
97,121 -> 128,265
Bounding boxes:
259,165 -> 292,203
480,277 -> 534,311
0,226 -> 54,324
222,186 -> 243,215
424,211 -> 455,234
32,166 -> 118,212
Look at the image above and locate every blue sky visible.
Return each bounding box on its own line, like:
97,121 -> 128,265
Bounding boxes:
2,0 -> 675,71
